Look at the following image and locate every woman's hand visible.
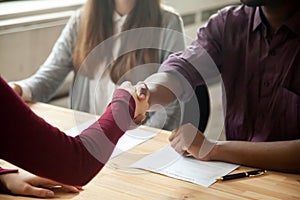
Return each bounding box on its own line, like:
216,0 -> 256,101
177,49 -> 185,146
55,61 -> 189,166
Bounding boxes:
169,123 -> 216,161
0,171 -> 81,198
8,83 -> 22,96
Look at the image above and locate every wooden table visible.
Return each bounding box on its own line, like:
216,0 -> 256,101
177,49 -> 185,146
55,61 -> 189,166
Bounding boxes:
1,103 -> 299,200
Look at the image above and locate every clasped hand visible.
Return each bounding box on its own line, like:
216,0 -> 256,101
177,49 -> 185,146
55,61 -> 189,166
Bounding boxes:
169,123 -> 216,160
0,171 -> 81,198
120,82 -> 216,160
118,81 -> 150,125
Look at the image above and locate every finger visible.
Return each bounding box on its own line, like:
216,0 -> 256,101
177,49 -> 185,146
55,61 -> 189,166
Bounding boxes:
133,114 -> 146,126
76,186 -> 83,190
32,178 -> 80,193
170,136 -> 189,155
20,184 -> 54,198
170,136 -> 180,149
169,127 -> 179,142
136,82 -> 149,101
58,184 -> 80,193
174,144 -> 186,155
182,151 -> 193,157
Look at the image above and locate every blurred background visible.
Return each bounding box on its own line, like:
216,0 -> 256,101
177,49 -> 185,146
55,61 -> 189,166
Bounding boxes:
0,0 -> 239,107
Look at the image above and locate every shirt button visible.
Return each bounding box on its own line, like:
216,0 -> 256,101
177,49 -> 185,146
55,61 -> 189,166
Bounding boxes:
269,50 -> 276,56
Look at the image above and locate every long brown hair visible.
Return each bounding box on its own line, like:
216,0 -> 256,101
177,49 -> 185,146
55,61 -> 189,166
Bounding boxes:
73,0 -> 162,83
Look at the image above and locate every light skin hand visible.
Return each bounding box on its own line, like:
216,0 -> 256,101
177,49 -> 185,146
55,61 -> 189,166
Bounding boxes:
0,171 -> 81,198
9,83 -> 23,96
118,81 -> 150,124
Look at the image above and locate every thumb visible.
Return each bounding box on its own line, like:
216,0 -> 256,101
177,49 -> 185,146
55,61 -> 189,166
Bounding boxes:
136,82 -> 149,101
169,127 -> 179,142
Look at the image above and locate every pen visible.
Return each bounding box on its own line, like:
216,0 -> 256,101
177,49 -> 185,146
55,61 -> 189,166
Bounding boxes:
216,169 -> 267,181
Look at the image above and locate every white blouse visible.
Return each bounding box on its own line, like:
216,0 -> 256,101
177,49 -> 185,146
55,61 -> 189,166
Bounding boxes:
89,11 -> 127,115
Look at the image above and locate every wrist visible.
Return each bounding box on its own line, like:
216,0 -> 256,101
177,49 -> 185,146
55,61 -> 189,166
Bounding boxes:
111,89 -> 135,119
208,141 -> 224,161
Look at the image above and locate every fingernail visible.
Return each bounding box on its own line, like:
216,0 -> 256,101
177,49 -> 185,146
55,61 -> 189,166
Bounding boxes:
73,188 -> 80,193
46,191 -> 54,197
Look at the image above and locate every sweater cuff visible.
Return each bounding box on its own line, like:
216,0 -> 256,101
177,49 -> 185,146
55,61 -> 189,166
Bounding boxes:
0,167 -> 18,194
0,167 -> 18,175
111,89 -> 136,119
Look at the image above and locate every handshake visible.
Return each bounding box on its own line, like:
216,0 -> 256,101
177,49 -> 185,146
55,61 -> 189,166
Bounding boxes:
117,81 -> 214,162
118,81 -> 151,126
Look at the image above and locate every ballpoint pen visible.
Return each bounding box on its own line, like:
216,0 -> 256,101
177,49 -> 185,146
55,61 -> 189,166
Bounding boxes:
216,169 -> 267,181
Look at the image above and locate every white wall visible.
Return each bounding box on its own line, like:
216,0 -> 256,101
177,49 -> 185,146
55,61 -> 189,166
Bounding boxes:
0,0 -> 83,82
0,24 -> 65,81
0,1 -> 82,106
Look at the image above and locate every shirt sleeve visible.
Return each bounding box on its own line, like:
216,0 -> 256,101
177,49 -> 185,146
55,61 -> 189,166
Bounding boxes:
0,76 -> 135,186
159,9 -> 225,102
282,56 -> 300,96
143,9 -> 186,131
14,10 -> 80,103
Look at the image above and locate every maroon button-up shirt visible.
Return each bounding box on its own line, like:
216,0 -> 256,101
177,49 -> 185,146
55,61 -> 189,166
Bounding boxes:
160,5 -> 300,141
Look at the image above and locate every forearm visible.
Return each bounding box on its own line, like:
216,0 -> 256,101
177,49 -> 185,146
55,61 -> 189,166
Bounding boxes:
21,66 -> 71,102
144,72 -> 183,110
211,140 -> 300,173
78,89 -> 135,165
0,77 -> 134,186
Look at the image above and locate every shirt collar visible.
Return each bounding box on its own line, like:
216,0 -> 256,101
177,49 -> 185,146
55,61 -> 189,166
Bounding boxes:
283,8 -> 300,37
252,6 -> 300,36
252,7 -> 262,32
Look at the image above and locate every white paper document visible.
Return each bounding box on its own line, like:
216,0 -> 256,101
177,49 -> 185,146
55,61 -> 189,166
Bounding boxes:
65,119 -> 157,158
109,128 -> 157,158
131,145 -> 239,187
65,119 -> 98,137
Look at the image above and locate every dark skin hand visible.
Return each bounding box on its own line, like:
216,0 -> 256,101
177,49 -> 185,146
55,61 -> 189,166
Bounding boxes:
131,0 -> 300,173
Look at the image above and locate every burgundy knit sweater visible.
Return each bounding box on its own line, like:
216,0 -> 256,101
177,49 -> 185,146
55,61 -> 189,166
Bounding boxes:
0,76 -> 135,187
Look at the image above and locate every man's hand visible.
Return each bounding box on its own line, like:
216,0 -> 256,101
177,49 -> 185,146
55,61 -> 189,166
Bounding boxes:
169,123 -> 216,160
135,81 -> 149,101
118,81 -> 150,125
0,171 -> 81,198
